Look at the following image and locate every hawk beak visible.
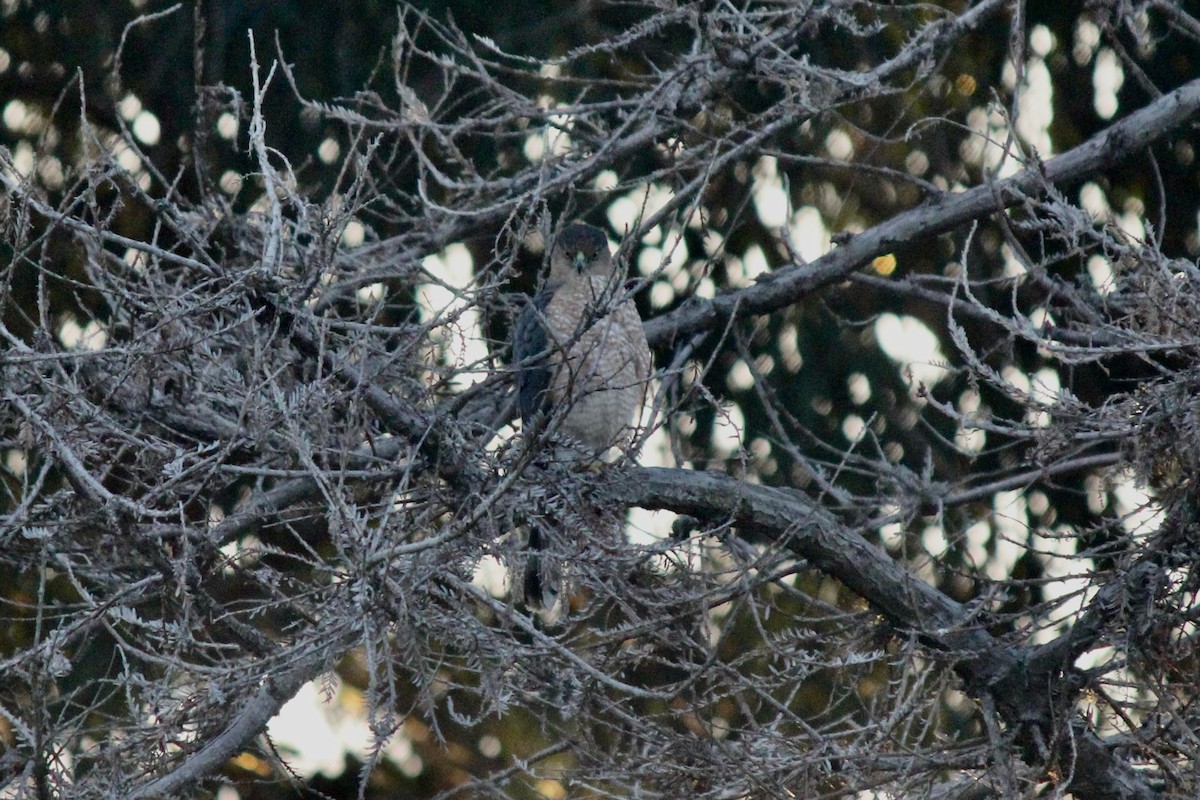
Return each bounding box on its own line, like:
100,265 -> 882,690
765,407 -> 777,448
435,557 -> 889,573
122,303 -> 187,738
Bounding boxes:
573,252 -> 588,272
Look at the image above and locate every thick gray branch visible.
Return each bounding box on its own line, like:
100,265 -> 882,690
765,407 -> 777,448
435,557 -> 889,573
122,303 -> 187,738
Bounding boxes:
645,77 -> 1200,349
128,629 -> 353,799
618,466 -> 1158,800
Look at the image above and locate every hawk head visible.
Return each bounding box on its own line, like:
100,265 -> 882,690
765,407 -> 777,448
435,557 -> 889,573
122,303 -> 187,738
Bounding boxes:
549,223 -> 613,282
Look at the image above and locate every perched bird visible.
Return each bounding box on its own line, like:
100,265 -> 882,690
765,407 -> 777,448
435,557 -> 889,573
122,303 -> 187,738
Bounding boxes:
511,222 -> 652,607
512,222 -> 652,453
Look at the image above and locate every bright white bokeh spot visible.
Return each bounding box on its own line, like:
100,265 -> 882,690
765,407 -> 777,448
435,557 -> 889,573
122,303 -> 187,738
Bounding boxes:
639,229 -> 689,281
788,206 -> 830,262
473,555 -> 509,598
1029,25 -> 1055,57
1030,367 -> 1061,405
751,156 -> 789,228
341,219 -> 365,247
745,244 -> 769,279
132,111 -> 160,145
1112,470 -> 1164,536
700,229 -> 724,257
479,735 -> 502,758
1085,473 -> 1108,515
607,182 -> 675,239
675,409 -> 698,439
1001,365 -> 1030,396
115,143 -> 141,174
842,413 -> 866,443
962,106 -> 1018,177
5,449 -> 27,479
727,359 -> 754,392
522,131 -> 545,162
638,242 -> 664,274
267,680 -> 369,777
879,512 -> 903,550
593,169 -> 619,191
1016,58 -> 1054,156
963,519 -> 990,569
660,227 -> 689,274
1025,366 -> 1061,427
118,93 -> 142,121
967,44 -> 1056,173
873,313 -> 949,390
418,243 -> 489,391
1115,205 -> 1145,242
1079,182 -> 1109,219
81,320 -> 106,351
1093,48 -> 1124,120
58,317 -> 107,351
122,247 -> 147,274
955,425 -> 986,454
2,98 -> 27,131
216,111 -> 239,140
960,107 -> 991,167
318,137 -> 340,164
57,317 -> 80,347
1030,523 -> 1096,645
1074,20 -> 1101,65
922,524 -> 948,558
710,403 -> 745,460
958,388 -> 981,414
990,490 -> 1030,580
355,282 -> 385,304
218,170 -> 242,195
524,107 -> 574,163
627,379 -> 680,544
825,129 -> 854,161
639,184 -> 678,226
650,280 -> 674,309
7,141 -> 33,178
726,244 -> 769,288
1113,196 -> 1142,241
37,155 -> 64,190
905,149 -> 929,176
778,323 -> 802,372
847,372 -> 871,405
954,388 -> 986,454
606,194 -> 640,238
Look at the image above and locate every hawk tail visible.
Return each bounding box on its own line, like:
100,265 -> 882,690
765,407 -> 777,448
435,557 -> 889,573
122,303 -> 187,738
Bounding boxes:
523,526 -> 560,611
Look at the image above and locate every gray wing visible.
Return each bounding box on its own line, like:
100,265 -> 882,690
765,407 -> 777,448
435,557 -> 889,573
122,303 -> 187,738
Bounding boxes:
512,288 -> 556,425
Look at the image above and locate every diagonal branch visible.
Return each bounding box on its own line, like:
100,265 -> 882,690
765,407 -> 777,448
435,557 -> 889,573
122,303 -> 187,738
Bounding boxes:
644,77 -> 1200,350
616,465 -> 1158,800
127,627 -> 356,799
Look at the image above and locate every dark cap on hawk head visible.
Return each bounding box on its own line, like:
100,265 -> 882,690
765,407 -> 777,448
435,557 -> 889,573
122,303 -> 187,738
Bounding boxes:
549,222 -> 613,281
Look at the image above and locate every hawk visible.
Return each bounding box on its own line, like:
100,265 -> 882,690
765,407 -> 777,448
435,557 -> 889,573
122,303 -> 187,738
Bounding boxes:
511,222 -> 652,607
